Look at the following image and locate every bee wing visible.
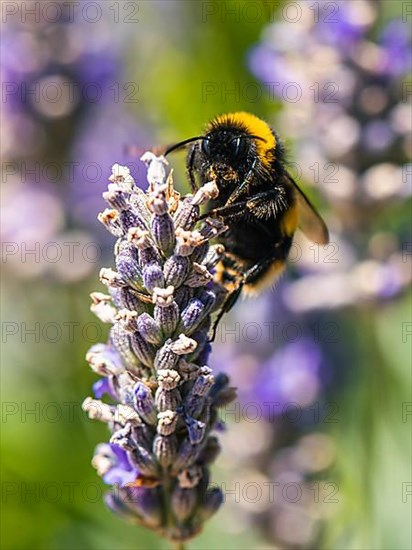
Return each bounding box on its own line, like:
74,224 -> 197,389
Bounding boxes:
288,175 -> 329,245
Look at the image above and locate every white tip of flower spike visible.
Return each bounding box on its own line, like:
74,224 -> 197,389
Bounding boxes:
140,152 -> 169,187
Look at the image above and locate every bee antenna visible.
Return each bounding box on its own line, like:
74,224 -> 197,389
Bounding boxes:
164,137 -> 207,156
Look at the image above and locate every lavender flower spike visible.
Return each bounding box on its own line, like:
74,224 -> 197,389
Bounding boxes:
83,156 -> 235,545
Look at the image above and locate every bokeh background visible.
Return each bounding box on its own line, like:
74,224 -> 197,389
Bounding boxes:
1,1 -> 411,548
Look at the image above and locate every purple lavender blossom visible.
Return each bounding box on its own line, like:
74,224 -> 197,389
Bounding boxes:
83,157 -> 235,544
92,378 -> 117,400
96,443 -> 139,487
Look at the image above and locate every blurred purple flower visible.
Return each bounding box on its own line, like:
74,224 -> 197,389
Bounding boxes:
362,120 -> 395,152
374,263 -> 405,299
316,2 -> 370,49
378,19 -> 412,77
1,183 -> 63,244
248,47 -> 294,94
253,339 -> 323,413
68,105 -> 150,233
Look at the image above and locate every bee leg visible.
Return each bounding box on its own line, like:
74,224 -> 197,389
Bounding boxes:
186,145 -> 198,192
202,189 -> 282,222
210,251 -> 286,341
209,284 -> 243,342
210,255 -> 275,342
198,201 -> 247,221
209,254 -> 243,342
245,188 -> 287,219
226,158 -> 258,205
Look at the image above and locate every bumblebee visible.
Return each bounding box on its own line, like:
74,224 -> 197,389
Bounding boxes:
166,112 -> 329,333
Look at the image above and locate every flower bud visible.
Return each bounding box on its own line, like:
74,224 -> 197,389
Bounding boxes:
86,344 -> 124,376
186,417 -> 207,445
157,369 -> 181,390
129,446 -> 159,477
126,486 -> 162,528
157,410 -> 178,436
153,434 -> 178,468
90,293 -> 117,324
178,465 -> 203,488
154,340 -> 179,370
163,255 -> 191,288
110,423 -> 136,451
174,285 -> 194,309
185,263 -> 212,287
98,208 -> 123,236
178,298 -> 207,335
110,325 -> 140,371
115,309 -> 138,332
152,213 -> 176,254
198,487 -> 223,521
100,268 -> 126,288
137,313 -> 163,345
143,263 -> 164,293
115,241 -> 143,289
130,332 -> 156,368
171,486 -> 197,522
170,334 -> 197,355
155,387 -> 182,412
154,302 -> 179,337
172,439 -> 203,473
133,382 -> 157,425
140,152 -> 169,187
175,228 -> 204,256
103,185 -> 130,211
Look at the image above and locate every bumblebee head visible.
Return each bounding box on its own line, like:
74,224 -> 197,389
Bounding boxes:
164,113 -> 275,189
200,128 -> 251,164
164,129 -> 254,164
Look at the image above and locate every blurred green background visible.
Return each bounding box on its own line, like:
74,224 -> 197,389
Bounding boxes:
1,1 -> 411,549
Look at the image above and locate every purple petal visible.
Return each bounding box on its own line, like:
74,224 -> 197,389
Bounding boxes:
102,444 -> 139,487
92,378 -> 116,399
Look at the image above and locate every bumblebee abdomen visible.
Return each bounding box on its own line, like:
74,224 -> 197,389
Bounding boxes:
217,214 -> 294,293
243,260 -> 287,295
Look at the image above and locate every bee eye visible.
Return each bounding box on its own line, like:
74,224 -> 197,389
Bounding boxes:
230,137 -> 244,157
201,139 -> 210,155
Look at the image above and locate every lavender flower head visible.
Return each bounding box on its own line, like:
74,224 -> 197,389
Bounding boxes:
83,155 -> 235,544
